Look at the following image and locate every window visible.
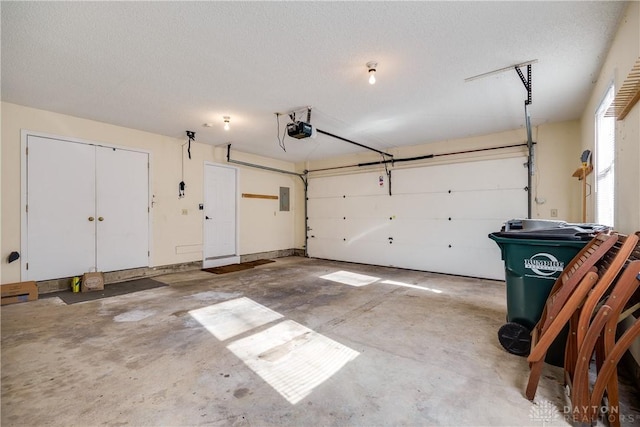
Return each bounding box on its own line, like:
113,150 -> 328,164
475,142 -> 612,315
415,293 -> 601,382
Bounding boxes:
595,84 -> 615,227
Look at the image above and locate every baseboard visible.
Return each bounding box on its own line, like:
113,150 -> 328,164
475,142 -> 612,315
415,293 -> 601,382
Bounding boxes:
202,256 -> 241,269
36,249 -> 306,294
240,248 -> 304,262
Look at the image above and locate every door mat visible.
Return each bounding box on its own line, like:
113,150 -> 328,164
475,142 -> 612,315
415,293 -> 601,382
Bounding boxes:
43,278 -> 167,305
202,259 -> 275,275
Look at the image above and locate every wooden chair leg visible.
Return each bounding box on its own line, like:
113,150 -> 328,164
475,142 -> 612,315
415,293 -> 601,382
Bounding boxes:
590,319 -> 640,427
601,317 -> 621,426
565,312 -> 580,385
526,360 -> 544,401
572,317 -> 604,423
606,371 -> 621,427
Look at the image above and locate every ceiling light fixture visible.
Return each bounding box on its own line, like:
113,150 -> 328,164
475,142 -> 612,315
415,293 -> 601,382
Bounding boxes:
366,61 -> 377,85
223,116 -> 230,131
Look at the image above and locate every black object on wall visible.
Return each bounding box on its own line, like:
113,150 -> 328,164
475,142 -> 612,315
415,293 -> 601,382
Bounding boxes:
8,251 -> 20,263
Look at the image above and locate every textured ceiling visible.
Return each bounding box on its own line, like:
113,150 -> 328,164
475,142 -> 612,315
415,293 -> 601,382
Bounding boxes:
1,1 -> 627,162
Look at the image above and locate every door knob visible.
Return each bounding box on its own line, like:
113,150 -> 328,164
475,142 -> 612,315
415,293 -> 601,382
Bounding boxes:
98,217 -> 104,222
88,216 -> 95,221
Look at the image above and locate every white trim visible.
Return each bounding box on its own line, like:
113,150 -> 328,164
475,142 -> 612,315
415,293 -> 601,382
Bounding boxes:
20,129 -> 150,155
20,130 -> 153,280
594,78 -> 616,116
202,162 -> 240,269
147,152 -> 154,267
20,131 -> 28,281
594,84 -> 616,227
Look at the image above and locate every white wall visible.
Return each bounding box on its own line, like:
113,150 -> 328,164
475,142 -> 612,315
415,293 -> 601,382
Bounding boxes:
581,1 -> 640,234
579,1 -> 640,366
1,102 -> 303,284
228,150 -> 302,255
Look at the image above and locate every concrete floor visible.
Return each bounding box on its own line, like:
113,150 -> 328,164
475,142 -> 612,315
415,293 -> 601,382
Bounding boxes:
2,256 -> 639,426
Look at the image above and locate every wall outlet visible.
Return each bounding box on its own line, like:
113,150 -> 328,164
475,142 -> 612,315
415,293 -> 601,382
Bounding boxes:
182,209 -> 188,215
550,209 -> 558,217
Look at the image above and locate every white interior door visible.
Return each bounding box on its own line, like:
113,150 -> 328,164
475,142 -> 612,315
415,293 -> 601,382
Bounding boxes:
96,146 -> 149,272
26,136 -> 96,280
203,164 -> 239,268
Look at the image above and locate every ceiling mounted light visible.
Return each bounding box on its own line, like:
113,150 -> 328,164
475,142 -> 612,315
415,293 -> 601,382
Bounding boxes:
223,116 -> 230,131
366,61 -> 377,85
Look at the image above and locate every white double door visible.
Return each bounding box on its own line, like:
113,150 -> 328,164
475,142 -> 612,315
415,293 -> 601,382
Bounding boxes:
25,135 -> 149,281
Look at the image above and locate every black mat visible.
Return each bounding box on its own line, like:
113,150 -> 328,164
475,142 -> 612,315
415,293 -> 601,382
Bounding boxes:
43,278 -> 168,305
202,259 -> 275,274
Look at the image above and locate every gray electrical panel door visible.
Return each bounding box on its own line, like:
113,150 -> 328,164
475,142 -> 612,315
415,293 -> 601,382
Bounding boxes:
280,187 -> 290,211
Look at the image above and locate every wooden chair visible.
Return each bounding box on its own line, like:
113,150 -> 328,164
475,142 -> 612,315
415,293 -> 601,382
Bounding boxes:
567,233 -> 640,425
524,233 -> 618,400
570,259 -> 640,426
564,233 -> 639,387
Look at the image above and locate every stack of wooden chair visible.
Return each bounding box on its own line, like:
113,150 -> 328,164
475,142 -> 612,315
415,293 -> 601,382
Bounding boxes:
524,231 -> 640,426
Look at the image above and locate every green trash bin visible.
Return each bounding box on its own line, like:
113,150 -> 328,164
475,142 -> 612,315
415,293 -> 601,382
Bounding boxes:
488,220 -> 608,366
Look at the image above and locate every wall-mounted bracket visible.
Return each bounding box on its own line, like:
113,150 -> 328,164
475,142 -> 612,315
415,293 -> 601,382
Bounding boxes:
515,64 -> 532,106
185,130 -> 195,159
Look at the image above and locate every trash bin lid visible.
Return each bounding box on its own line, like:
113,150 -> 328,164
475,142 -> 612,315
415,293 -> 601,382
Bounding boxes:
521,219 -> 567,231
492,223 -> 609,241
505,218 -> 570,231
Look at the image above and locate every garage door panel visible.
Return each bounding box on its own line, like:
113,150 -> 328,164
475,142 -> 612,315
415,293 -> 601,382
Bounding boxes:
392,243 -> 503,280
307,219 -> 350,239
390,219 -> 452,243
346,219 -> 392,241
393,158 -> 526,193
343,196 -> 394,218
310,197 -> 394,220
308,197 -> 344,218
309,218 -> 393,242
307,238 -> 390,267
307,237 -> 345,260
309,172 -> 387,198
387,193 -> 450,218
307,156 -> 527,279
449,189 -> 527,218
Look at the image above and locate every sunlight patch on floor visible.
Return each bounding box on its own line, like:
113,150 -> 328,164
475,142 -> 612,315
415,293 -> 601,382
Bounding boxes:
227,319 -> 359,404
320,270 -> 380,287
189,297 -> 283,341
381,279 -> 443,294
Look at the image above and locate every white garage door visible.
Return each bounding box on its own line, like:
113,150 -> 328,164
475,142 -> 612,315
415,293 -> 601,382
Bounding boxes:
307,156 -> 528,280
